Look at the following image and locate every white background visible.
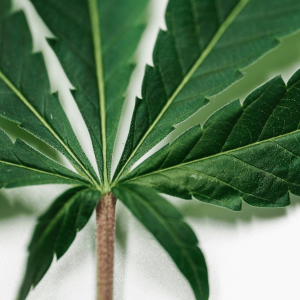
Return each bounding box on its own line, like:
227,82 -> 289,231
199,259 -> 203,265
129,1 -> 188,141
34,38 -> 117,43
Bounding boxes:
1,0 -> 300,299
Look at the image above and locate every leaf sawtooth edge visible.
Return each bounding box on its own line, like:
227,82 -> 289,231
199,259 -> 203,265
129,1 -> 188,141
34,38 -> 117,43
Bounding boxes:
113,183 -> 209,300
29,0 -> 150,183
17,187 -> 100,300
113,0 -> 300,181
0,128 -> 89,188
0,4 -> 99,187
120,70 -> 300,210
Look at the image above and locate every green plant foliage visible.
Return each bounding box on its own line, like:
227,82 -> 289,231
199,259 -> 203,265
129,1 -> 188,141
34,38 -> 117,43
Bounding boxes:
120,71 -> 300,211
113,183 -> 209,300
18,187 -> 100,300
114,0 -> 300,181
1,0 -> 300,299
30,0 -> 149,182
0,129 -> 88,188
0,0 -> 98,185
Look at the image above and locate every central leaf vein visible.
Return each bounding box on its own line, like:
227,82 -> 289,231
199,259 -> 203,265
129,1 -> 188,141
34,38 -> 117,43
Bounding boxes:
123,128 -> 300,185
0,159 -> 87,185
88,0 -> 108,189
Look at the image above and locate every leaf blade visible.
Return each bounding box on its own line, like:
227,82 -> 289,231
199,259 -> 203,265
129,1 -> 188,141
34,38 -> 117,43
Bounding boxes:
18,187 -> 100,300
114,0 -> 300,181
0,128 -> 87,188
122,70 -> 300,210
113,183 -> 209,300
0,3 -> 98,186
30,0 -> 150,182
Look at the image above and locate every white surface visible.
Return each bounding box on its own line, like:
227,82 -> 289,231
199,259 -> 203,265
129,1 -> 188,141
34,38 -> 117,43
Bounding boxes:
1,0 -> 300,299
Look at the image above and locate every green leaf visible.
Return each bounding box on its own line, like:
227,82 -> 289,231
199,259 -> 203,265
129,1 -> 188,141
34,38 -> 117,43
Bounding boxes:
0,1 -> 98,186
0,128 -> 87,188
121,70 -> 300,210
113,183 -> 209,300
30,0 -> 149,184
18,187 -> 100,300
113,0 -> 300,181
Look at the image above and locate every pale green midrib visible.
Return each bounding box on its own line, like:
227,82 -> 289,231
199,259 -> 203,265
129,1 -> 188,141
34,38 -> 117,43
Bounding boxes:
113,0 -> 249,183
122,186 -> 204,297
0,70 -> 100,188
0,159 -> 88,185
148,168 -> 271,202
88,0 -> 109,190
123,127 -> 300,184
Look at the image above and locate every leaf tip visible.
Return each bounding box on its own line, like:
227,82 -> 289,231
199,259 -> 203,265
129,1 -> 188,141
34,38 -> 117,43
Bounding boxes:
287,68 -> 300,88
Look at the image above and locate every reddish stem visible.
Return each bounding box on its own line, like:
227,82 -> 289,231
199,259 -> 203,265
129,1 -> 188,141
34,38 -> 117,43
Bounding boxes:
96,192 -> 117,300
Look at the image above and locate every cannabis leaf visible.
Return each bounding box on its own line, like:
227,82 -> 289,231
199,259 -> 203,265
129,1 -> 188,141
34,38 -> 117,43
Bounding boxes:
1,0 -> 300,299
18,187 -> 100,300
114,0 -> 300,181
120,71 -> 300,211
113,184 -> 209,300
30,0 -> 149,186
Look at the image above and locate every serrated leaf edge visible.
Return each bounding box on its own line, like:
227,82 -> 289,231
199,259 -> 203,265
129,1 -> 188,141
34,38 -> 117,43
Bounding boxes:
112,0 -> 249,182
0,70 -> 100,188
120,128 -> 300,193
117,184 -> 206,298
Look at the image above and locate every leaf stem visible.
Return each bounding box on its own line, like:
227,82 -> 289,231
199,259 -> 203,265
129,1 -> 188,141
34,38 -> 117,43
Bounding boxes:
96,192 -> 117,300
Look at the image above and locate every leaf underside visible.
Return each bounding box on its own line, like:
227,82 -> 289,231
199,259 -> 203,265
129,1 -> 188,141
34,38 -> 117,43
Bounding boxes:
0,0 -> 98,185
121,70 -> 300,211
18,187 -> 100,300
113,184 -> 209,300
30,0 -> 149,182
0,128 -> 88,188
0,0 -> 300,299
114,0 -> 300,181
